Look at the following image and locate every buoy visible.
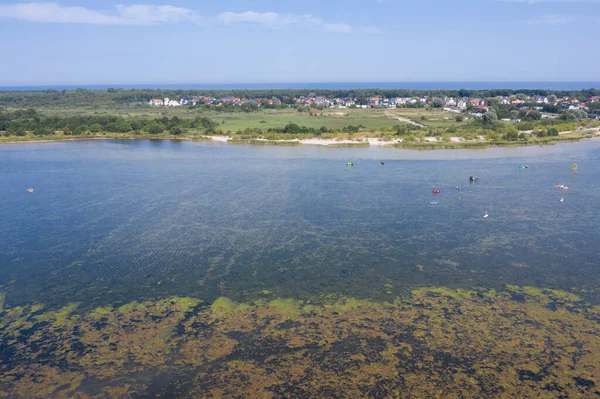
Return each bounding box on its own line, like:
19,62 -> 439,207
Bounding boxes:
519,164 -> 525,169
432,189 -> 440,194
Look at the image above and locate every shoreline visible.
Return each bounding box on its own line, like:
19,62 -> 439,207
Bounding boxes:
1,131 -> 598,150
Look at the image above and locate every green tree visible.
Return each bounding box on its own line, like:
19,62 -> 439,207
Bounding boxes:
525,110 -> 542,121
482,109 -> 498,128
147,122 -> 165,134
32,128 -> 53,136
284,123 -> 301,134
74,125 -> 87,135
89,123 -> 103,132
170,127 -> 185,135
241,101 -> 258,113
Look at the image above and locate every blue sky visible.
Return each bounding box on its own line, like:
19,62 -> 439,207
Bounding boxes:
0,0 -> 598,85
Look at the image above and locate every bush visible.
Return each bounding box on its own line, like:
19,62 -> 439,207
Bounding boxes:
456,116 -> 463,122
503,131 -> 520,141
73,126 -> 87,135
284,123 -> 301,134
170,127 -> 185,135
32,128 -> 54,136
147,123 -> 165,134
89,123 -> 103,132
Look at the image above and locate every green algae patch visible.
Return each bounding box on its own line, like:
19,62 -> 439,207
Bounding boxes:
411,286 -> 474,301
89,305 -> 113,317
34,302 -> 79,327
210,296 -> 239,317
168,296 -> 201,311
267,298 -> 302,317
2,286 -> 600,398
29,303 -> 44,313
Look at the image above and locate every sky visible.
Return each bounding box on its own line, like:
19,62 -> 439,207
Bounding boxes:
0,0 -> 598,85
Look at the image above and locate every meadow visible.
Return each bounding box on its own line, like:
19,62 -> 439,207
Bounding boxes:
29,105 -> 463,132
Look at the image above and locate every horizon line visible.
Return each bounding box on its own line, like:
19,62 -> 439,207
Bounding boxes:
2,80 -> 600,87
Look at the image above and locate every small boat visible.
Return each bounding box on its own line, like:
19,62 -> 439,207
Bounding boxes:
347,162 -> 354,167
26,188 -> 34,193
432,189 -> 440,194
560,196 -> 564,203
483,211 -> 489,219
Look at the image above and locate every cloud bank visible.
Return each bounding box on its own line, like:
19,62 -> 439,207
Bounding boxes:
0,2 -> 202,25
0,3 -> 382,33
523,13 -> 574,24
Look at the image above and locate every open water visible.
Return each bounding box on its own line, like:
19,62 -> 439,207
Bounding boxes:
1,140 -> 599,311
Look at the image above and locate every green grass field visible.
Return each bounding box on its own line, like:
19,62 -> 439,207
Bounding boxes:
25,106 -> 468,133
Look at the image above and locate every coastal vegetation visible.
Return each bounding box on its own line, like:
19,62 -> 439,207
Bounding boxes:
1,88 -> 599,148
1,286 -> 599,397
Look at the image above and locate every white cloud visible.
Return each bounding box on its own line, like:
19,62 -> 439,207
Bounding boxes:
323,23 -> 353,33
218,11 -> 359,33
219,11 -> 283,27
0,2 -> 202,25
0,3 -> 371,34
523,13 -> 574,24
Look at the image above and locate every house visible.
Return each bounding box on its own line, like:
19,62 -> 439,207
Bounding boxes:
149,99 -> 164,106
587,96 -> 599,103
444,97 -> 457,107
499,97 -> 511,105
457,100 -> 467,110
164,98 -> 181,107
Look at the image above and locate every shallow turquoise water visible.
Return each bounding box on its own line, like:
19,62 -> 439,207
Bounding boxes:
1,140 -> 599,309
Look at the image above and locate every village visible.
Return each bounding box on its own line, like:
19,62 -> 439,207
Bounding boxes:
148,93 -> 599,119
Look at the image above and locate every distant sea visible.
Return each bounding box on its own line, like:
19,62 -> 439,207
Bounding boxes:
0,82 -> 599,91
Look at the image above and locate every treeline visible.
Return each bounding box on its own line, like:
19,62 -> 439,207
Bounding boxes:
1,87 -> 599,108
0,109 -> 220,136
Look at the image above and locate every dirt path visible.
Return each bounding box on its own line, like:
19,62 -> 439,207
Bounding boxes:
384,111 -> 426,128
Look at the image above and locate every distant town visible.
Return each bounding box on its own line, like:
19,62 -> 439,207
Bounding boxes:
149,93 -> 599,119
